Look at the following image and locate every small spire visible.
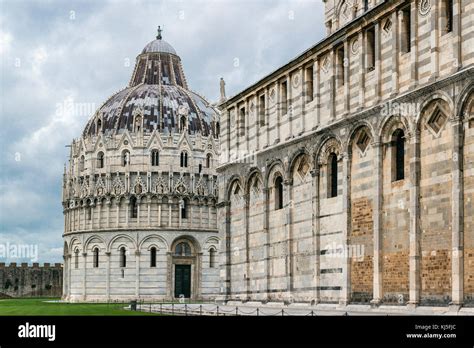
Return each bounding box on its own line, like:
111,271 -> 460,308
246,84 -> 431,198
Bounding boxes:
156,25 -> 162,40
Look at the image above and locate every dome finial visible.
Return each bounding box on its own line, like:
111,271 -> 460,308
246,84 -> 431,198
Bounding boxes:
156,25 -> 162,40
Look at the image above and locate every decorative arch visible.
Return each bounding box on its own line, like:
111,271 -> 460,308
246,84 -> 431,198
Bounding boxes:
226,175 -> 243,201
84,235 -> 106,251
264,159 -> 286,189
316,136 -> 343,165
287,148 -> 312,179
456,86 -> 474,121
379,115 -> 410,143
416,92 -> 454,128
138,234 -> 168,251
170,235 -> 201,254
107,234 -> 137,252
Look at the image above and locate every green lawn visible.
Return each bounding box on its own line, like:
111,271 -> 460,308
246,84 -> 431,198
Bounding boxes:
0,298 -> 159,316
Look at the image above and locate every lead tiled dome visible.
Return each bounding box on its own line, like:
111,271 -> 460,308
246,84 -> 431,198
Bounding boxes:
83,31 -> 219,137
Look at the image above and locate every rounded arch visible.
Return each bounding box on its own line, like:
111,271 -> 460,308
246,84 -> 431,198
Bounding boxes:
245,167 -> 263,195
456,85 -> 474,120
264,159 -> 286,189
68,237 -> 81,253
379,115 -> 410,143
315,136 -> 343,166
226,175 -> 244,201
84,235 -> 106,251
345,120 -> 375,151
416,92 -> 454,128
138,234 -> 168,251
107,233 -> 137,252
287,147 -> 312,179
170,235 -> 201,254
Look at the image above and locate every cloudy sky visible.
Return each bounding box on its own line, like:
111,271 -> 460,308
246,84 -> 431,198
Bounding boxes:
0,0 -> 325,263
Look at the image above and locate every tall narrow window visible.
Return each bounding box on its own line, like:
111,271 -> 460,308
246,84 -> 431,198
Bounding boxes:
86,206 -> 92,220
364,0 -> 369,11
180,151 -> 188,167
209,248 -> 216,268
259,94 -> 266,126
305,65 -> 314,102
150,247 -> 157,267
328,153 -> 338,198
180,199 -> 187,219
336,45 -> 345,86
130,196 -> 138,219
180,116 -> 186,132
79,155 -> 85,172
97,119 -> 102,133
239,107 -> 246,136
151,150 -> 159,166
206,154 -> 212,168
393,129 -> 405,181
366,27 -> 376,70
275,176 -> 283,210
444,0 -> 453,33
122,150 -> 130,166
93,247 -> 99,268
97,152 -> 104,168
75,249 -> 79,269
120,247 -> 126,267
401,6 -> 411,53
215,122 -> 220,138
281,81 -> 288,114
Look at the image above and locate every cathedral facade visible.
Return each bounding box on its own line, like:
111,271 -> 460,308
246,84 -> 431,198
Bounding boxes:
62,30 -> 221,301
217,0 -> 473,308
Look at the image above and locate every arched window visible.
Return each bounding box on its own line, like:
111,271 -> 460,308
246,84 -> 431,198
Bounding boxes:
97,119 -> 102,133
97,152 -> 104,168
79,155 -> 85,172
150,247 -> 157,267
215,122 -> 220,138
151,150 -> 159,166
130,196 -> 138,219
180,151 -> 188,167
122,150 -> 130,166
180,116 -> 186,132
120,247 -> 126,267
175,242 -> 191,256
275,176 -> 283,210
74,249 -> 79,269
93,247 -> 99,268
209,248 -> 216,268
180,199 -> 188,219
206,154 -> 212,168
328,153 -> 338,198
392,129 -> 405,181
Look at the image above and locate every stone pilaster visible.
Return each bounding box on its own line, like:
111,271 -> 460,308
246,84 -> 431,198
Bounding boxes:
311,167 -> 321,303
106,251 -> 111,301
451,118 -> 464,307
408,131 -> 421,307
391,10 -> 399,97
135,250 -> 141,298
371,141 -> 383,306
340,152 -> 351,305
82,252 -> 87,301
430,0 -> 440,81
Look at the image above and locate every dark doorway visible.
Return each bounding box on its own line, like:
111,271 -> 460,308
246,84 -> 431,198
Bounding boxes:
174,265 -> 191,298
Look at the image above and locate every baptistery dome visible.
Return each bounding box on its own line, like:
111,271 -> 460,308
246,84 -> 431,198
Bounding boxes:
62,28 -> 221,303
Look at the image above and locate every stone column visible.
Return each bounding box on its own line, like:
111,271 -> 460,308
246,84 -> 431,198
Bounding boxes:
263,187 -> 271,300
391,10 -> 400,97
340,152 -> 351,305
453,0 -> 462,71
451,118 -> 464,307
284,179 -> 294,296
358,31 -> 366,110
67,254 -> 72,299
371,141 -> 383,306
244,193 -> 250,299
105,251 -> 111,301
314,59 -> 321,128
311,167 -> 321,303
147,197 -> 151,227
137,197 -> 141,225
223,201 -> 232,299
106,198 -> 111,228
62,254 -> 68,299
430,0 -> 440,81
374,21 -> 381,103
410,0 -> 419,88
330,49 -> 336,121
135,250 -> 141,298
343,39 -> 350,114
408,131 -> 421,307
82,252 -> 87,301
